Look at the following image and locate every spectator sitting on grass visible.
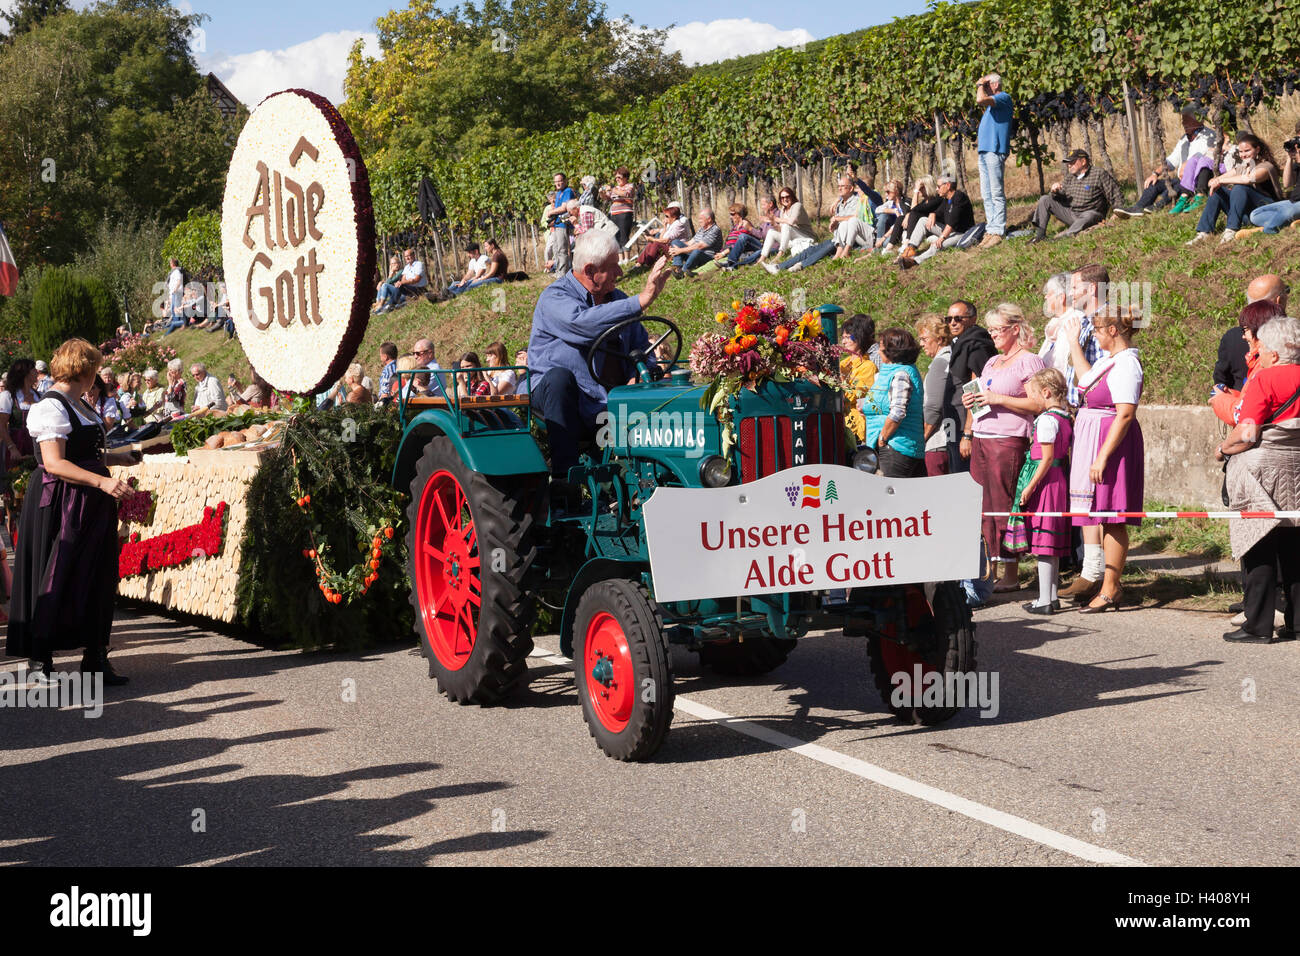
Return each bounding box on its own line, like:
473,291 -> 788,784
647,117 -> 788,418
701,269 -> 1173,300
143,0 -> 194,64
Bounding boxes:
636,201 -> 689,267
446,242 -> 489,296
764,177 -> 871,273
1186,134 -> 1282,245
1247,121 -> 1300,235
1116,107 -> 1218,217
881,176 -> 940,253
714,199 -> 772,270
1030,149 -> 1122,242
669,208 -> 722,276
377,248 -> 428,312
896,175 -> 979,268
833,174 -> 876,259
374,254 -> 402,313
759,187 -> 817,265
872,180 -> 910,254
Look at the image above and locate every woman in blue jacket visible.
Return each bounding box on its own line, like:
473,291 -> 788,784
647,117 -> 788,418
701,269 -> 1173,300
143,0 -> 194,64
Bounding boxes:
860,327 -> 926,477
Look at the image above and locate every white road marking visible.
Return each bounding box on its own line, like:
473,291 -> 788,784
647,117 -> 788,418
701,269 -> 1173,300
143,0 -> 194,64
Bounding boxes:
533,644 -> 1142,867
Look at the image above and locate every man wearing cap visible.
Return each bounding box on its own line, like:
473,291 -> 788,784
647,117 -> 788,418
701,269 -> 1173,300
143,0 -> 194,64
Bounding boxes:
1115,108 -> 1218,217
1029,149 -> 1123,242
34,361 -> 53,395
636,201 -> 689,266
897,175 -> 977,267
975,72 -> 1014,248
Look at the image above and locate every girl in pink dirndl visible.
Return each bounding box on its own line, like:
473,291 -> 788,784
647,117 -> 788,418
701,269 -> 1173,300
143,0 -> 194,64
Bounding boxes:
1066,311 -> 1145,612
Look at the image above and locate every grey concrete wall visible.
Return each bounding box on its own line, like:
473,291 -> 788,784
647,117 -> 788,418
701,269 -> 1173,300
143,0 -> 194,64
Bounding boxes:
1138,405 -> 1229,508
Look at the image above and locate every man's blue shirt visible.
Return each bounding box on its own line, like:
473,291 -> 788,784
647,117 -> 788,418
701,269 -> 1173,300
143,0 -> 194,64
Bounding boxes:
977,91 -> 1014,154
528,272 -> 649,420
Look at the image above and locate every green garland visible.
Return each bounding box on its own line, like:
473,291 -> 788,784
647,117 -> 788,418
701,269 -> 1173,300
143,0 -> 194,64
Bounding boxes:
235,405 -> 412,649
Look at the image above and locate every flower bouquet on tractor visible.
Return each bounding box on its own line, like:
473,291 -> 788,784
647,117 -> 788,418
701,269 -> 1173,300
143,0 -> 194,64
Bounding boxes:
393,293 -> 985,762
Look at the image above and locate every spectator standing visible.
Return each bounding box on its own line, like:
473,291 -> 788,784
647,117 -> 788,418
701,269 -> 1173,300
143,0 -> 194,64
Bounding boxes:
947,300 -> 997,469
915,313 -> 957,476
975,72 -> 1014,247
377,342 -> 398,401
1248,122 -> 1300,233
1062,265 -> 1109,409
860,328 -> 926,477
1217,316 -> 1300,643
1186,134 -> 1282,245
1037,273 -> 1074,376
602,167 -> 637,251
543,173 -> 576,277
190,363 -> 227,413
1063,309 -> 1146,612
1003,368 -> 1073,613
0,359 -> 40,469
6,338 -> 140,685
34,361 -> 53,394
166,258 -> 184,329
839,313 -> 879,445
1030,149 -> 1123,241
962,304 -> 1045,592
670,208 -> 723,275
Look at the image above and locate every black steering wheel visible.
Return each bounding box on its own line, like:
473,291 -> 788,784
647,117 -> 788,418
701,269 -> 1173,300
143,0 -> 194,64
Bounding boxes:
587,315 -> 683,385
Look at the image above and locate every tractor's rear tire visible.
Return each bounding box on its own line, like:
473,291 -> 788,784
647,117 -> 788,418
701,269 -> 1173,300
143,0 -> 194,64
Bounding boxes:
573,579 -> 674,761
865,582 -> 976,726
406,436 -> 541,704
697,637 -> 797,676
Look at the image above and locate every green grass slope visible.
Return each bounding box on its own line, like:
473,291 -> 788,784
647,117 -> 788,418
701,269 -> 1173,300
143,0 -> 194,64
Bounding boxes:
165,209 -> 1299,405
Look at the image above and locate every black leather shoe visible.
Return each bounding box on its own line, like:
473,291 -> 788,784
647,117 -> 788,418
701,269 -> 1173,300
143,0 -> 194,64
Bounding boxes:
1023,601 -> 1056,615
1222,628 -> 1277,644
1228,601 -> 1244,613
1274,627 -> 1297,642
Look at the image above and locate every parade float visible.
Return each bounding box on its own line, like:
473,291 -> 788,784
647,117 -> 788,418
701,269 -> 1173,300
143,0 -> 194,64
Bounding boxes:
109,89 -> 410,647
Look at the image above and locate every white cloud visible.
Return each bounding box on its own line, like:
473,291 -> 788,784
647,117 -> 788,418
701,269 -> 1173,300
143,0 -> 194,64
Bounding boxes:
664,18 -> 816,66
199,30 -> 379,108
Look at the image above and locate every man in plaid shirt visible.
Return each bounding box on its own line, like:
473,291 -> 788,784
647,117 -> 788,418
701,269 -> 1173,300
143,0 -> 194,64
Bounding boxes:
1063,264 -> 1109,407
1030,149 -> 1123,242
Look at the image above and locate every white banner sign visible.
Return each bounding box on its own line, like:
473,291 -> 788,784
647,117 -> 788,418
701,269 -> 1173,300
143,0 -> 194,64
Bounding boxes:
642,465 -> 982,603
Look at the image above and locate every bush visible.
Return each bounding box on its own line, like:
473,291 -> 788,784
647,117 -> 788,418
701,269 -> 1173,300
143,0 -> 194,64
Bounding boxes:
101,332 -> 178,379
29,267 -> 93,359
82,275 -> 120,345
0,265 -> 44,343
74,218 -> 169,330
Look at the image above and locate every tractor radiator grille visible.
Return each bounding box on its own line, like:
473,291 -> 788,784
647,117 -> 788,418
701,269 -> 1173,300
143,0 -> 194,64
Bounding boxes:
737,412 -> 845,483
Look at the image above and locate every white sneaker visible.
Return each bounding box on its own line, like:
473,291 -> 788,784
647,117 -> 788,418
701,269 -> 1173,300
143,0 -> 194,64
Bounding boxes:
1219,229 -> 1237,244
762,261 -> 779,275
1185,232 -> 1209,246
787,262 -> 803,273
879,243 -> 895,256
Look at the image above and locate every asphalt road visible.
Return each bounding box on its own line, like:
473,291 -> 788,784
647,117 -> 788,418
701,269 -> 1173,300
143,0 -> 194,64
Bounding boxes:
1,597 -> 1295,866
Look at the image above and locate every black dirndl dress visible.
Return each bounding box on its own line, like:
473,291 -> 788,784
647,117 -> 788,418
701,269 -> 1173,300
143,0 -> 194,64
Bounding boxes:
4,390 -> 118,668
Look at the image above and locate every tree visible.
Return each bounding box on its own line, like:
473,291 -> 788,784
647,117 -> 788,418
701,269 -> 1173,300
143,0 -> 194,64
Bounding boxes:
29,266 -> 92,359
0,0 -> 70,44
0,0 -> 245,266
162,209 -> 222,280
345,0 -> 687,161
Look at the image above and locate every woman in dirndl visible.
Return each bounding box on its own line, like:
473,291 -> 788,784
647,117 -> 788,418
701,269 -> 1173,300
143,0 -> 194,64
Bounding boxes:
5,339 -> 140,684
1063,309 -> 1145,613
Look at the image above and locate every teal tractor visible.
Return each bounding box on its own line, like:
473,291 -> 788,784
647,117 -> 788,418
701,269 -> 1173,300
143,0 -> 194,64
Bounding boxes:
392,307 -> 977,761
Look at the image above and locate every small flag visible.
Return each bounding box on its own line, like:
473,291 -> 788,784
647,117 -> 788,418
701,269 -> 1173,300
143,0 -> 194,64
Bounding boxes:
800,474 -> 821,508
0,223 -> 18,297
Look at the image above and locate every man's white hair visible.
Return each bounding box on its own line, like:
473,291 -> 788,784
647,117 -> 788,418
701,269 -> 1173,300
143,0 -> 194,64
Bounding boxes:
573,230 -> 620,273
988,73 -> 1001,87
191,362 -> 207,375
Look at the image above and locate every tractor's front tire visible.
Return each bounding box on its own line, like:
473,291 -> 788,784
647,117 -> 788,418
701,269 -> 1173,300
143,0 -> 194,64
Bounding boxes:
697,637 -> 796,676
406,437 -> 541,704
865,582 -> 976,726
573,579 -> 674,761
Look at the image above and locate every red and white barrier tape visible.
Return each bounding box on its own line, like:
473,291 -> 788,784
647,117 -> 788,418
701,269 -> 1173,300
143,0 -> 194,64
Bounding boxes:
984,510 -> 1300,519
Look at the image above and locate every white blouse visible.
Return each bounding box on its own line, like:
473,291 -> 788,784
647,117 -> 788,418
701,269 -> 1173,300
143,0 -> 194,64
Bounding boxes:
26,394 -> 102,445
1079,348 -> 1143,406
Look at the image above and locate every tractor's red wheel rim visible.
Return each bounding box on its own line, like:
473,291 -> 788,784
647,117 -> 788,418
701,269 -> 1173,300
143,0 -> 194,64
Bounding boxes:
583,611 -> 634,732
879,586 -> 938,707
415,469 -> 481,670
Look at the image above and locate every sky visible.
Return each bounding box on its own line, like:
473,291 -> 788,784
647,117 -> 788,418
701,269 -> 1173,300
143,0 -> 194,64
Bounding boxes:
165,0 -> 937,106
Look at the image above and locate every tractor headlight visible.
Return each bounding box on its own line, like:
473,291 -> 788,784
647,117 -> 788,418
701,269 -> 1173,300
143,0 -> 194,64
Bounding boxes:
700,455 -> 733,487
852,448 -> 879,474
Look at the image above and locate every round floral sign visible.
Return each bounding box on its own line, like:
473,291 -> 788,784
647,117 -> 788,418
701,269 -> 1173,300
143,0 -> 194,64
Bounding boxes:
221,89 -> 376,394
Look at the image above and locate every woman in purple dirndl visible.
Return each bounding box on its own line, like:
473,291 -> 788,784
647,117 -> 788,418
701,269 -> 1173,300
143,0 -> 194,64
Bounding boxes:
1064,311 -> 1145,612
5,339 -> 139,684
